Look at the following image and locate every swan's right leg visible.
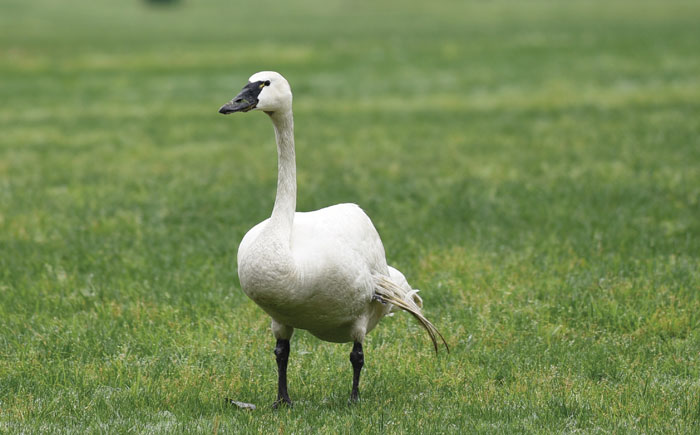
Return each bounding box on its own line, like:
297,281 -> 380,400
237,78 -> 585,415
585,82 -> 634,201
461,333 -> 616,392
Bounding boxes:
272,320 -> 294,408
273,338 -> 292,408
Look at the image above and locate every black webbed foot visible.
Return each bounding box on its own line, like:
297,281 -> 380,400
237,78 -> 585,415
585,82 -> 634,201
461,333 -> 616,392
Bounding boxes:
272,396 -> 293,409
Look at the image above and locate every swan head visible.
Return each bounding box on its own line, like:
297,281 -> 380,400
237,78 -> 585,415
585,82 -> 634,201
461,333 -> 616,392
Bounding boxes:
219,71 -> 292,115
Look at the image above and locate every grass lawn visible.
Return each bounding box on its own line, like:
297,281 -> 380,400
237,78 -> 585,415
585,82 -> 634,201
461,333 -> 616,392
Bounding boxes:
1,0 -> 699,432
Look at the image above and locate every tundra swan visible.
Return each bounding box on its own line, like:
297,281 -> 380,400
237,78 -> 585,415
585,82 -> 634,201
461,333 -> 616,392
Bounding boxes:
219,71 -> 447,406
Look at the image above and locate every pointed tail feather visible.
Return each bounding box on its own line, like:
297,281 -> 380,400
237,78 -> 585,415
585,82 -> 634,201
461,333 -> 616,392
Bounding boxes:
373,275 -> 449,353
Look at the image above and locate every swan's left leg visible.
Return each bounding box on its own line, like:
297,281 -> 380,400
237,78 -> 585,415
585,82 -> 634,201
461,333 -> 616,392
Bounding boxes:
349,341 -> 364,402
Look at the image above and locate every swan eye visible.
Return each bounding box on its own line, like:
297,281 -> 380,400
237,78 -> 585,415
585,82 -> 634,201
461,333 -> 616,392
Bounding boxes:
264,80 -> 271,87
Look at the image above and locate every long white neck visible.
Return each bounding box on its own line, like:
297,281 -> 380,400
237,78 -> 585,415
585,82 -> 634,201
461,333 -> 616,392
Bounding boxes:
268,109 -> 296,240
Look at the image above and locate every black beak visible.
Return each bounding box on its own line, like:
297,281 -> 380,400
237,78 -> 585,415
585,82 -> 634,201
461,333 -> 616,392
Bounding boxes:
219,80 -> 265,114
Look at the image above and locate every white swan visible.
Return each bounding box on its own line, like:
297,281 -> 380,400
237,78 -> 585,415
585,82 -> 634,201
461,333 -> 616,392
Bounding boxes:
219,71 -> 447,406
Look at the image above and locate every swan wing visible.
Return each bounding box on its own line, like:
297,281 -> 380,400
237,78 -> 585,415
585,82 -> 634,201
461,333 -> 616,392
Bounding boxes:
290,203 -> 389,279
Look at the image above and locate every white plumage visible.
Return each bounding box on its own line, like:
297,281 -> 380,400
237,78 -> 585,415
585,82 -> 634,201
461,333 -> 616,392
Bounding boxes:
219,71 -> 447,406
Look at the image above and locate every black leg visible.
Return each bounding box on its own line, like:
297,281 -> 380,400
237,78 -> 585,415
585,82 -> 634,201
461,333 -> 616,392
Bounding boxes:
273,339 -> 292,408
349,342 -> 364,403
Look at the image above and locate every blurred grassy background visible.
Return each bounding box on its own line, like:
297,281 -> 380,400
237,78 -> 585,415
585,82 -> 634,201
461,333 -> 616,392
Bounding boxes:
1,0 -> 699,432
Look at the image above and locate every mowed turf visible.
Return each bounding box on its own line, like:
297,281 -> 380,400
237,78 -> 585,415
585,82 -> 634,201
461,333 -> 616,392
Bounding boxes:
1,0 -> 699,432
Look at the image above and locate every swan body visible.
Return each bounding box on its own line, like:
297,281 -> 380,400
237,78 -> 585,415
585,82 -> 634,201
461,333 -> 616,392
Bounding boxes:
219,71 -> 446,406
238,203 -> 389,343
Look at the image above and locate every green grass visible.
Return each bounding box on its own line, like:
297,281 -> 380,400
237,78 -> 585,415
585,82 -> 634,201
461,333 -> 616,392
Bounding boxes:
2,0 -> 700,432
